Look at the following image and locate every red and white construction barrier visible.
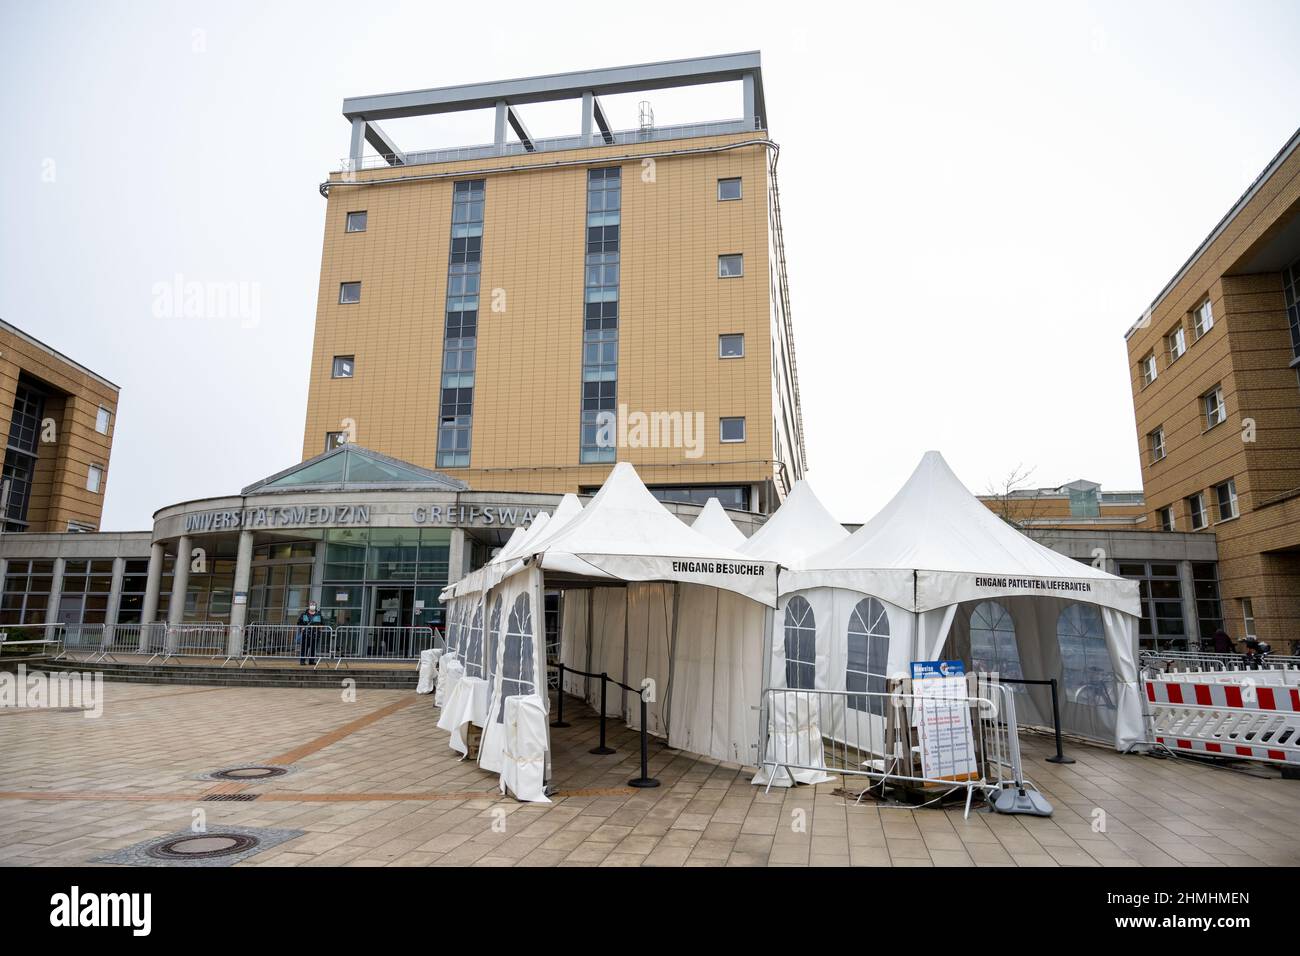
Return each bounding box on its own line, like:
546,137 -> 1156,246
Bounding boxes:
1146,679 -> 1300,766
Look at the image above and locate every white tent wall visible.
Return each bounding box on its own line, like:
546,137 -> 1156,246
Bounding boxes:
478,566 -> 548,779
585,587 -> 627,719
665,585 -> 767,763
625,582 -> 673,736
771,586 -> 1144,753
558,589 -> 590,698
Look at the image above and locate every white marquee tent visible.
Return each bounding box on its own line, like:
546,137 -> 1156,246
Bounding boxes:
691,497 -> 747,549
776,451 -> 1144,751
738,479 -> 849,567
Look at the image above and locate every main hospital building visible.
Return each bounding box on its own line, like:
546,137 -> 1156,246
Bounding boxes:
0,53 -> 1297,652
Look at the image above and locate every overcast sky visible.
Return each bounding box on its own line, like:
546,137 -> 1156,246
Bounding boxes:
2,0 -> 1298,529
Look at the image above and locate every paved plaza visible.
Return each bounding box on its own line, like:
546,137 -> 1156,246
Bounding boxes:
2,679 -> 1298,867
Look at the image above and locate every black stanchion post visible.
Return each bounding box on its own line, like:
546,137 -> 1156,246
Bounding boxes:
590,671 -> 615,755
551,663 -> 569,728
1045,677 -> 1074,764
629,693 -> 660,788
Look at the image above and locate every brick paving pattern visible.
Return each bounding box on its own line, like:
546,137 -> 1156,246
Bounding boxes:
2,680 -> 1298,867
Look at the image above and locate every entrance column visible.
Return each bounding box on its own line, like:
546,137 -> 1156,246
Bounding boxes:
311,539 -> 326,607
43,556 -> 65,641
105,556 -> 126,632
167,535 -> 192,628
227,530 -> 254,657
141,542 -> 165,624
449,528 -> 467,582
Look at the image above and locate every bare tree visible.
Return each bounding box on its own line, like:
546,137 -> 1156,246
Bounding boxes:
983,464 -> 1049,530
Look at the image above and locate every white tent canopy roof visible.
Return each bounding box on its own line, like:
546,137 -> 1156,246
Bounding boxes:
781,451 -> 1141,615
520,462 -> 778,605
691,497 -> 747,549
738,479 -> 847,568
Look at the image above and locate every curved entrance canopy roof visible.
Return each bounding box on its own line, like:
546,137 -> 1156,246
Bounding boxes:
241,444 -> 469,495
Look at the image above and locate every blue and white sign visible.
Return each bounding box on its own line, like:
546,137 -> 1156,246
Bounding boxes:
911,660 -> 965,680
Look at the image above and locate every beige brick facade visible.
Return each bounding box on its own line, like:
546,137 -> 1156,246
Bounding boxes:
0,321 -> 118,533
1126,130 -> 1300,651
302,130 -> 804,512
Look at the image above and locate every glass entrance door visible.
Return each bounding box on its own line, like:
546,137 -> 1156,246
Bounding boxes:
370,586 -> 415,628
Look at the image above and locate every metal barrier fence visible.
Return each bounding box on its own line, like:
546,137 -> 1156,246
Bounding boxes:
1147,677 -> 1300,768
331,625 -> 439,666
1142,649 -> 1300,673
240,623 -> 319,664
99,623 -> 167,662
758,678 -> 1032,817
54,623 -> 100,660
154,622 -> 229,663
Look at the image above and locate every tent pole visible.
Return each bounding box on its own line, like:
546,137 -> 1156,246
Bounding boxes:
663,581 -> 680,736
758,593 -> 774,777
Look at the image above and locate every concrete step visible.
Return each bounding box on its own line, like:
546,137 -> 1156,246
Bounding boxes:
28,659 -> 419,690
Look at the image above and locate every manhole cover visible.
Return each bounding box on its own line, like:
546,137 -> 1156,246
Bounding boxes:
146,832 -> 260,861
208,765 -> 287,781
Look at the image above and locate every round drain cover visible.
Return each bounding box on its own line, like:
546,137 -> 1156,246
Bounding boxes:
147,832 -> 259,861
209,765 -> 287,781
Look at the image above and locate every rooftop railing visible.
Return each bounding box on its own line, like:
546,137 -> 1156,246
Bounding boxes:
338,117 -> 761,173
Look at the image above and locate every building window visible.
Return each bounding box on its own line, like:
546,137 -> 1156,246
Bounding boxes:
1192,562 -> 1222,644
719,333 -> 745,358
2,379 -> 46,531
783,596 -> 816,689
1192,298 -> 1214,339
345,210 -> 367,233
846,597 -> 889,714
86,464 -> 103,494
332,355 -> 355,379
1119,562 -> 1186,651
1139,352 -> 1157,387
1285,257 -> 1300,361
1202,385 -> 1225,429
1241,598 -> 1257,641
115,558 -> 151,624
1147,426 -> 1166,463
66,520 -> 96,532
437,179 -> 486,469
638,485 -> 750,510
717,177 -> 742,201
580,167 -> 621,465
0,559 -> 54,624
1214,478 -> 1238,521
339,281 -> 361,304
720,416 -> 746,443
55,559 -> 114,625
718,254 -> 744,278
95,405 -> 112,435
325,431 -> 348,452
1186,492 -> 1207,530
1165,324 -> 1186,363
1156,506 -> 1174,531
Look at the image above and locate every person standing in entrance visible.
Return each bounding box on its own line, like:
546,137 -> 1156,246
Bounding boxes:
1211,627 -> 1233,655
297,601 -> 325,666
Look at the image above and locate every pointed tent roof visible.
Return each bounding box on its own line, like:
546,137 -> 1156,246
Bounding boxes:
520,462 -> 778,605
243,444 -> 468,495
783,451 -> 1140,615
691,498 -> 747,549
738,479 -> 847,567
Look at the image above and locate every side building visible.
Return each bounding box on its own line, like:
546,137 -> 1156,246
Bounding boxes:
302,53 -> 805,514
1125,126 -> 1300,653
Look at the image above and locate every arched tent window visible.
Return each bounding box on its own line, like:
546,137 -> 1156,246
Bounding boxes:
445,606 -> 460,654
498,593 -> 534,721
486,596 -> 503,692
465,604 -> 484,677
847,598 -> 889,715
783,596 -> 816,689
1057,604 -> 1113,709
969,601 -> 1022,681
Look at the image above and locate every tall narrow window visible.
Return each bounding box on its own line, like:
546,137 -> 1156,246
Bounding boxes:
580,167 -> 621,463
1241,598 -> 1257,640
1148,426 -> 1165,463
486,596 -> 503,692
1186,492 -> 1207,530
1285,258 -> 1300,361
95,405 -> 112,435
1139,352 -> 1157,387
1156,506 -> 1174,531
498,593 -> 534,720
465,603 -> 484,677
1203,385 -> 1225,429
1192,299 -> 1213,338
783,596 -> 816,689
1165,324 -> 1186,362
969,601 -> 1022,681
846,597 -> 890,714
86,464 -> 103,494
436,180 -> 484,468
1214,479 -> 1238,521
